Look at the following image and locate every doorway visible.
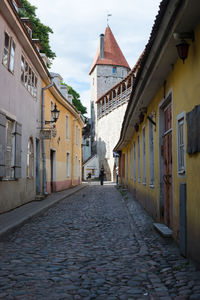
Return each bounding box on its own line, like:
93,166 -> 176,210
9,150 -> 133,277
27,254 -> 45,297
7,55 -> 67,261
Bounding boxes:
50,149 -> 56,193
159,95 -> 173,228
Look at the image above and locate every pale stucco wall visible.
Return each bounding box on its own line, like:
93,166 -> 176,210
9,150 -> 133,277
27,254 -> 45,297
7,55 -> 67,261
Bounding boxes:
0,15 -> 42,212
97,102 -> 128,181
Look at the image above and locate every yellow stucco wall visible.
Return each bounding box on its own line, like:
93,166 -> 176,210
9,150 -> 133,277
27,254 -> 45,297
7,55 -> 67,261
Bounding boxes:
121,22 -> 200,261
43,85 -> 82,192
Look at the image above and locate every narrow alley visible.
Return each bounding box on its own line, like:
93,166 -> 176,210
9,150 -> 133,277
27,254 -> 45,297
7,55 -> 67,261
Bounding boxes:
0,184 -> 200,300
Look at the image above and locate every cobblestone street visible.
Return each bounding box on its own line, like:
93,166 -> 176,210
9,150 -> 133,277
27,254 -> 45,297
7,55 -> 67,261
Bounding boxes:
0,183 -> 200,300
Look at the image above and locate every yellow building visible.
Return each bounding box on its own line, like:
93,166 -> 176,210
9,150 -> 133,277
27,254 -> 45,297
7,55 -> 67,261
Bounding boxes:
114,0 -> 200,263
42,76 -> 84,195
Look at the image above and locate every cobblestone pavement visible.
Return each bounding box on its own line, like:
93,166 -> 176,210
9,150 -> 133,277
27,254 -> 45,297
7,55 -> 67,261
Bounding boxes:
0,184 -> 200,300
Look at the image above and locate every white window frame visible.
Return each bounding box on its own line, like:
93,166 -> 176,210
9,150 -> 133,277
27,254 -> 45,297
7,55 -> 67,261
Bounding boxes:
5,118 -> 15,179
2,32 -> 16,73
21,55 -> 38,98
27,138 -> 34,178
66,115 -> 69,139
149,116 -> 155,187
177,112 -> 186,175
142,126 -> 146,185
137,135 -> 141,183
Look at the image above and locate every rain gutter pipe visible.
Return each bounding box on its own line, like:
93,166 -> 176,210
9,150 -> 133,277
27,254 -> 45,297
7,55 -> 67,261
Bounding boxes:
42,80 -> 54,196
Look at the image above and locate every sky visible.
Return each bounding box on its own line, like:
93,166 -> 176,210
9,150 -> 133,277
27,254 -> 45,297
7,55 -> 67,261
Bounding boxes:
30,0 -> 161,116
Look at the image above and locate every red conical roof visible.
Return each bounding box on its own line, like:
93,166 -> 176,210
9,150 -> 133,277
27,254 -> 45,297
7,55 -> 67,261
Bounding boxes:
89,26 -> 130,75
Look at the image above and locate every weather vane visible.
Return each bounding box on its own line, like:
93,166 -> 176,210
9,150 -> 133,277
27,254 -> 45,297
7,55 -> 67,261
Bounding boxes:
107,13 -> 112,26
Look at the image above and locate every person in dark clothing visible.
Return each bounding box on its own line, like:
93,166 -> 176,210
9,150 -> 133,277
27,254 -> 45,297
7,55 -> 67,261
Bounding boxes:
99,167 -> 105,185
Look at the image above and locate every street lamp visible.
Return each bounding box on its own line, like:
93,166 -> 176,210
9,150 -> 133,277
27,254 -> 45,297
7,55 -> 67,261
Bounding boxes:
45,103 -> 60,124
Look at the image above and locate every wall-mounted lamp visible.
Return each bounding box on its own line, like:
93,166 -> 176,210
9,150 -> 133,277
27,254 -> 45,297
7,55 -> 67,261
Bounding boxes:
173,32 -> 194,64
45,103 -> 60,124
176,40 -> 190,64
139,107 -> 147,124
134,123 -> 139,132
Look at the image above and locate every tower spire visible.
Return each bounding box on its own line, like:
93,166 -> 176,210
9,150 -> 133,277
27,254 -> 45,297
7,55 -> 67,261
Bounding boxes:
107,13 -> 112,26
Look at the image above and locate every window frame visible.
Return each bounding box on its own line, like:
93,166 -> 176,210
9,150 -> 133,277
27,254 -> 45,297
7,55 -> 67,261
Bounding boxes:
27,138 -> 34,178
2,32 -> 16,73
21,55 -> 38,98
149,115 -> 155,187
5,118 -> 15,179
142,126 -> 146,185
137,135 -> 141,183
177,112 -> 186,175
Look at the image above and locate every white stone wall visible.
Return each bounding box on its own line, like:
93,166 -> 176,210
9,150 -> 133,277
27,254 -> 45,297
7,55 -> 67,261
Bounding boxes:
96,65 -> 129,99
90,64 -> 129,151
97,102 -> 128,181
83,155 -> 99,180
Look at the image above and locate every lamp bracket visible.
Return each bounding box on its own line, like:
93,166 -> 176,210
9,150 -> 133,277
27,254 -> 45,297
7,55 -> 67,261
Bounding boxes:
147,116 -> 156,126
173,31 -> 194,42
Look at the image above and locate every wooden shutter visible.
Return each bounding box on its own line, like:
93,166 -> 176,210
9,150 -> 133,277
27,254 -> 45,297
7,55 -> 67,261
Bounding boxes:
14,122 -> 22,179
0,111 -> 6,177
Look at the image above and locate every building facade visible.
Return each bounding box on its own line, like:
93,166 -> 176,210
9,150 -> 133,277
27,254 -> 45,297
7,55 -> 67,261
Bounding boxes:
114,0 -> 200,263
89,26 -> 131,180
0,0 -> 83,213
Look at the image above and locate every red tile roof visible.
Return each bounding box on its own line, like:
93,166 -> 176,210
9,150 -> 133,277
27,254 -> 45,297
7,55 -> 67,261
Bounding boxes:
89,26 -> 131,74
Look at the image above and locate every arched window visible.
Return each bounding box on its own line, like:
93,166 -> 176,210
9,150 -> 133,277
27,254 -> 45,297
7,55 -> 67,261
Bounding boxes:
27,138 -> 34,178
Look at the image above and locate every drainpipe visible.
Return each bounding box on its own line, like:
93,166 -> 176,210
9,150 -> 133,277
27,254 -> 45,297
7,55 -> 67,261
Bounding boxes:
41,80 -> 54,196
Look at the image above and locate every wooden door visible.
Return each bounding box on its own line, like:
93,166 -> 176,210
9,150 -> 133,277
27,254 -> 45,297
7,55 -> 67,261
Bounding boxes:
163,104 -> 173,228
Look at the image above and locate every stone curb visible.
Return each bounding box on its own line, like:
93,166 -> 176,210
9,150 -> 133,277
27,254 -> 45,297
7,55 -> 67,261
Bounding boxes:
0,184 -> 88,239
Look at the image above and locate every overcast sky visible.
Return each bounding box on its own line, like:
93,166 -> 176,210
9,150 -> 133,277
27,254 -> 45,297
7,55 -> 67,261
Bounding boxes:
30,0 -> 161,116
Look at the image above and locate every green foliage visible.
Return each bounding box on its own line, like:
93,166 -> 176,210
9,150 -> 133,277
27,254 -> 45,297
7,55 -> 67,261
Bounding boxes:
19,0 -> 56,63
68,86 -> 87,115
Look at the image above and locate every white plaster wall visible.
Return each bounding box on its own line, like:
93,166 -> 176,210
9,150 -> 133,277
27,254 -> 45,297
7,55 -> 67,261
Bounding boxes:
97,102 -> 128,181
83,155 -> 99,180
90,64 -> 129,148
0,15 -> 42,212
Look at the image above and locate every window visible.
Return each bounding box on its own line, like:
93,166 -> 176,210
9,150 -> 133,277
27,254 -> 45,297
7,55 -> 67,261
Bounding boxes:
177,113 -> 185,174
113,66 -> 116,73
9,40 -> 15,72
134,142 -> 136,181
137,135 -> 141,183
0,113 -> 22,179
27,138 -> 34,178
66,152 -> 70,177
130,144 -> 133,180
149,117 -> 155,186
5,119 -> 15,178
21,55 -> 37,97
3,33 -> 16,73
66,115 -> 69,138
75,125 -> 79,145
143,127 -> 146,184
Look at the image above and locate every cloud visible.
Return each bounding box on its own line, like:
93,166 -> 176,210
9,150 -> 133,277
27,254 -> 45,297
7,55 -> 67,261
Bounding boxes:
30,0 -> 161,116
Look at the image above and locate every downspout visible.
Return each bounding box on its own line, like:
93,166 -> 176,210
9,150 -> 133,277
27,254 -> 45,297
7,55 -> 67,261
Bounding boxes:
41,80 -> 54,196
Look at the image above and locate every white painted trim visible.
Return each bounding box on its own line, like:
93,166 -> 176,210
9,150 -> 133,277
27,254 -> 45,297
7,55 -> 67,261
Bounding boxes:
177,111 -> 186,177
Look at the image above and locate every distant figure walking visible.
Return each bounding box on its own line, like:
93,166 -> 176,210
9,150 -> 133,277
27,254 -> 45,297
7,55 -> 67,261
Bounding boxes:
99,167 -> 105,185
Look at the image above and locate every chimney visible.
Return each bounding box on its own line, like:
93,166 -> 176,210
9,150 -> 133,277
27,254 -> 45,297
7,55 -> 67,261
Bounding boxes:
100,34 -> 104,59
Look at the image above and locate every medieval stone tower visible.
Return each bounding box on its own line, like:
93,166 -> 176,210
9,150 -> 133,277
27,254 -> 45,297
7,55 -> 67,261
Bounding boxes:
89,26 -> 132,180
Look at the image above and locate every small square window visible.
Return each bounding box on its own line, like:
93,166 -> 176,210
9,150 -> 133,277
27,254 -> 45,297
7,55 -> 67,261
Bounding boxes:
113,67 -> 116,73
